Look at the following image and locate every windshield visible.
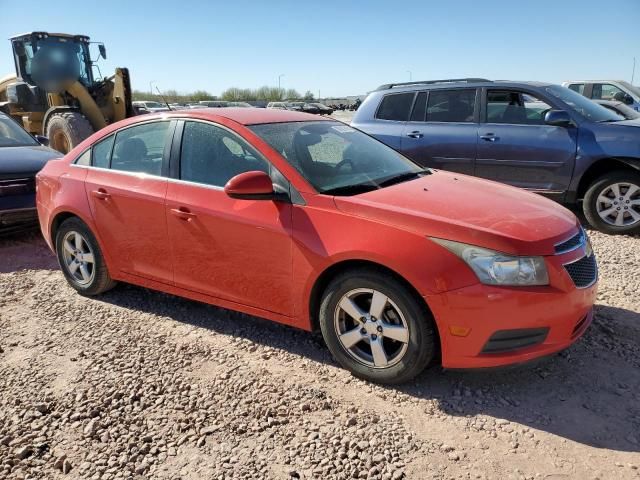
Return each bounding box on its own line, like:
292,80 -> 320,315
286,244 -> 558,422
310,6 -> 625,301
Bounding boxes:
145,102 -> 165,108
0,115 -> 38,147
249,121 -> 425,195
545,85 -> 623,122
18,37 -> 93,88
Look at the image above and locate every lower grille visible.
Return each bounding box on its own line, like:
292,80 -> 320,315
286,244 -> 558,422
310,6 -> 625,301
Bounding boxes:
481,328 -> 549,354
0,177 -> 35,196
564,254 -> 598,288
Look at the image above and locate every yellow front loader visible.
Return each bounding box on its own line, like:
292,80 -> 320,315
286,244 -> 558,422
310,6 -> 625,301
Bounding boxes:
0,32 -> 134,153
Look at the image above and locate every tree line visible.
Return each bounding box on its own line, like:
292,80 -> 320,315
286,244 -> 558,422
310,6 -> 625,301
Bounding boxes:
132,86 -> 316,103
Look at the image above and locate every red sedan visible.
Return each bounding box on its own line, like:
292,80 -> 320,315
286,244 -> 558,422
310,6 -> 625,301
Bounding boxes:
36,109 -> 597,384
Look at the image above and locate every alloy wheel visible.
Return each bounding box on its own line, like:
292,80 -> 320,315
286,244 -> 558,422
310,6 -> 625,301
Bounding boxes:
334,288 -> 410,369
595,182 -> 640,227
61,231 -> 96,286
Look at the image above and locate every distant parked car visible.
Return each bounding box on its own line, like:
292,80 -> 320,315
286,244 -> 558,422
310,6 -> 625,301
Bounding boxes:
306,103 -> 334,115
0,112 -> 61,235
132,101 -> 170,113
563,80 -> 640,111
267,102 -> 288,110
286,102 -> 305,111
352,78 -> 640,234
198,101 -> 229,108
594,100 -> 640,120
227,102 -> 253,108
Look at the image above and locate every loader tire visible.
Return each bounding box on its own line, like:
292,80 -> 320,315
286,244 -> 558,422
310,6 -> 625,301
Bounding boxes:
46,112 -> 94,154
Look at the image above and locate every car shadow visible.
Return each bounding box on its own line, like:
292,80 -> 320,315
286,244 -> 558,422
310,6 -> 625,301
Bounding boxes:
2,229 -> 638,453
0,230 -> 59,273
96,282 -> 640,454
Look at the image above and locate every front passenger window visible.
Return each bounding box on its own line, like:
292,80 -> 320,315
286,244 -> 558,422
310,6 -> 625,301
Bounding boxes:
486,90 -> 551,125
180,121 -> 269,187
110,122 -> 170,176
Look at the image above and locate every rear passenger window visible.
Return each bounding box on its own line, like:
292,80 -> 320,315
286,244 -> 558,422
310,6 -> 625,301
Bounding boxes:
410,92 -> 428,121
426,89 -> 476,122
92,135 -> 114,168
376,93 -> 415,121
110,122 -> 170,175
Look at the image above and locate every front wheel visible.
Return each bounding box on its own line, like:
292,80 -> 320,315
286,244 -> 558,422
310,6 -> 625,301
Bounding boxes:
319,269 -> 436,384
583,171 -> 640,235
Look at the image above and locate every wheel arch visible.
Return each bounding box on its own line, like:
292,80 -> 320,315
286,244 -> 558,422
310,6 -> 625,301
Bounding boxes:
308,259 -> 441,355
48,210 -> 106,259
577,157 -> 640,200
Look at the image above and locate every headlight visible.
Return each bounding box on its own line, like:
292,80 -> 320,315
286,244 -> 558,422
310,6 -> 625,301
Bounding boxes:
431,238 -> 549,286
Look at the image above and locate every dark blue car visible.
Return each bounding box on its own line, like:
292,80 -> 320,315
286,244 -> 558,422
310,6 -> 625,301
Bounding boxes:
0,112 -> 61,235
352,78 -> 640,234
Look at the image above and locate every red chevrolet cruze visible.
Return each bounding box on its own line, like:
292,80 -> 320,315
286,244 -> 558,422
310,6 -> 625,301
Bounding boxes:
36,109 -> 598,384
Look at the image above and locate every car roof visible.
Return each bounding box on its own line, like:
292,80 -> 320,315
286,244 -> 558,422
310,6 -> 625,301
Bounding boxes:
120,108 -> 328,127
564,80 -> 627,83
374,79 -> 553,92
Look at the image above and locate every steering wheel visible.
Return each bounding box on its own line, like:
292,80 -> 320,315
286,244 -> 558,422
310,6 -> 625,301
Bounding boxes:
335,159 -> 354,172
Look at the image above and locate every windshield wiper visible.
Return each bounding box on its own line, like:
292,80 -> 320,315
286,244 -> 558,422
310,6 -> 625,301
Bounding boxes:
322,183 -> 379,196
377,170 -> 429,188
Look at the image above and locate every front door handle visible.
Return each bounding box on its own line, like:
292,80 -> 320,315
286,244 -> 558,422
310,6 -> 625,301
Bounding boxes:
480,134 -> 499,142
406,130 -> 424,139
91,188 -> 110,200
170,207 -> 196,221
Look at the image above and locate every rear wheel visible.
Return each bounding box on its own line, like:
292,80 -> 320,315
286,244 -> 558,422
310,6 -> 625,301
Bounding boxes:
319,269 -> 436,384
583,171 -> 640,235
46,112 -> 94,153
55,217 -> 116,296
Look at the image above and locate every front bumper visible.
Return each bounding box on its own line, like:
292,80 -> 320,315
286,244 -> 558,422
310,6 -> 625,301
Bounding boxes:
0,207 -> 39,235
425,243 -> 597,369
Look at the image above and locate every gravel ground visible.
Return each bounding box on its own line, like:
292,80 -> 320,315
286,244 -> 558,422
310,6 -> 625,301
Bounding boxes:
1,219 -> 639,480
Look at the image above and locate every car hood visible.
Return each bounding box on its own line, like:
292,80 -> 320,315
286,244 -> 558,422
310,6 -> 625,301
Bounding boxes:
333,171 -> 579,256
0,145 -> 62,176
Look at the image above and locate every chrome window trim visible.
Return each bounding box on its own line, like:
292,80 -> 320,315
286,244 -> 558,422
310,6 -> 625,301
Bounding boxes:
69,163 -> 167,181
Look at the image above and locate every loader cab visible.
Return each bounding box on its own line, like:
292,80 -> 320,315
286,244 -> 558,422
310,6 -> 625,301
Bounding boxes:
11,32 -> 96,91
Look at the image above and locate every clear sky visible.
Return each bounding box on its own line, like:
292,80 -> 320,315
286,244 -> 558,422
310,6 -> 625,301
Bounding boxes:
1,0 -> 639,98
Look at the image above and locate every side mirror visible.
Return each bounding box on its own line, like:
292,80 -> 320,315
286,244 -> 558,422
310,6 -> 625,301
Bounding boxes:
224,171 -> 275,200
35,135 -> 49,146
98,44 -> 107,60
544,110 -> 572,127
623,94 -> 634,105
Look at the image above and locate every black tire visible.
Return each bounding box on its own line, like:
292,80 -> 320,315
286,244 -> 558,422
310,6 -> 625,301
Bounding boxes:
46,112 -> 94,154
319,268 -> 436,384
55,217 -> 116,296
583,170 -> 640,235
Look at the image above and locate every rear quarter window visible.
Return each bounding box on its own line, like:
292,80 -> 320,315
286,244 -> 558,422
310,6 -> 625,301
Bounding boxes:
92,135 -> 115,168
375,92 -> 415,121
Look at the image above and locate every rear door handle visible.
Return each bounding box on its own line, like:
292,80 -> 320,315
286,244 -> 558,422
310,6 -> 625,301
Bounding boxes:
406,131 -> 424,139
91,188 -> 110,200
480,134 -> 499,142
170,207 -> 197,221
